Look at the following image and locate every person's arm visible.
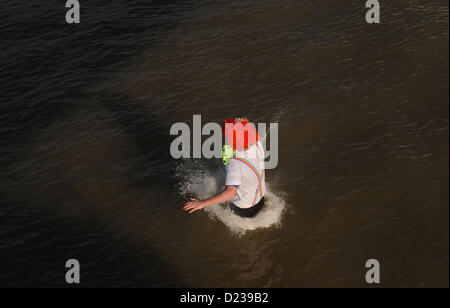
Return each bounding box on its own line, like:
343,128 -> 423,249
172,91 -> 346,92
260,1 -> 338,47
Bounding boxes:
183,186 -> 238,214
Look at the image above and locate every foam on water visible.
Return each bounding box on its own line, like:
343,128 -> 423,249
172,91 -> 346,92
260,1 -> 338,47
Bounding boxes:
175,160 -> 287,235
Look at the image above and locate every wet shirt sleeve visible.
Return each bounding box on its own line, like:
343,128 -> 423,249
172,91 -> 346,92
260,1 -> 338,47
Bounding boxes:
225,159 -> 242,187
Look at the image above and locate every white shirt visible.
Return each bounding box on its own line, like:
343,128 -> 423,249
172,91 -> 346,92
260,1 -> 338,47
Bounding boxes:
225,141 -> 266,208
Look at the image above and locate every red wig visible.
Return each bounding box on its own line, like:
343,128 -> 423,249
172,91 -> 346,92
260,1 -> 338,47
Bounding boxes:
222,118 -> 259,151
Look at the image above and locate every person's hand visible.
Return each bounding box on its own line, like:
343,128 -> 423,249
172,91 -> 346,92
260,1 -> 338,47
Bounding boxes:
183,198 -> 206,214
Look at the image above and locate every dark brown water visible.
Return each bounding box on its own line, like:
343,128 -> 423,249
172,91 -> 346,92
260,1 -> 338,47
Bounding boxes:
0,0 -> 448,287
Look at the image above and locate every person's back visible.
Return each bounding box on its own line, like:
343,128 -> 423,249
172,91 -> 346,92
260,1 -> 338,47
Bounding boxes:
226,141 -> 266,217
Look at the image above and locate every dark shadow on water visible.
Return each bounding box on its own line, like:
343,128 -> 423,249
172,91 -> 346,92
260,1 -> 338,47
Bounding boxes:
97,91 -> 178,190
0,0 -> 205,285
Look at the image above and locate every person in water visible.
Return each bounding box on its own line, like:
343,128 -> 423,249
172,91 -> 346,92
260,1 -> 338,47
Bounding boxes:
183,117 -> 266,218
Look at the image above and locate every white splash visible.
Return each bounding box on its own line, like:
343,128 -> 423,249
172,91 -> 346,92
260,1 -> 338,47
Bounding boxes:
175,160 -> 287,235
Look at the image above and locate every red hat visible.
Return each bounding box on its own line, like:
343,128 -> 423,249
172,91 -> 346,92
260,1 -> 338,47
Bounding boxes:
222,118 -> 259,151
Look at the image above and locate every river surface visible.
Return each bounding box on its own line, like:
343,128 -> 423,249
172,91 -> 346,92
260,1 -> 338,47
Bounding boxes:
0,0 -> 448,287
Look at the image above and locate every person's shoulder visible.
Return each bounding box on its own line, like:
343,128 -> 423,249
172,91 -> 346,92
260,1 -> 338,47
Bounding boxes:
226,159 -> 243,177
240,143 -> 262,160
227,158 -> 242,169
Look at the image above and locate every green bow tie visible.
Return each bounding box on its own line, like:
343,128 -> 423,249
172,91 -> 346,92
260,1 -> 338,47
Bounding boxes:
222,145 -> 234,166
